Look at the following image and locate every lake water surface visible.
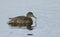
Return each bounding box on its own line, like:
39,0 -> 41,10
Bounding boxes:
0,0 -> 60,37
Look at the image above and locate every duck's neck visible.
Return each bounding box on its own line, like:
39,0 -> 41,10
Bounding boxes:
26,15 -> 31,18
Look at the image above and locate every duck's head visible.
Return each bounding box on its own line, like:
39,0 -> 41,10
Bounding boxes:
26,12 -> 36,18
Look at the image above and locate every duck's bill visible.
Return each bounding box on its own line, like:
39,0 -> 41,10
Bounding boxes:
33,16 -> 37,18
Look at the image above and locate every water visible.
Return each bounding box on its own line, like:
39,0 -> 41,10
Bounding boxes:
0,0 -> 60,37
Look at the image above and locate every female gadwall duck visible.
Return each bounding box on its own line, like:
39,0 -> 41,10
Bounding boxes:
8,12 -> 36,30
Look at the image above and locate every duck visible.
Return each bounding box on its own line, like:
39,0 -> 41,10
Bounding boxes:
8,12 -> 36,30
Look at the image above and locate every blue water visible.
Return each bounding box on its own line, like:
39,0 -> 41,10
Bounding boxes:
0,0 -> 60,37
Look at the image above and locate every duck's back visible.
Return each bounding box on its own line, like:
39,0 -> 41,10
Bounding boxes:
8,16 -> 33,26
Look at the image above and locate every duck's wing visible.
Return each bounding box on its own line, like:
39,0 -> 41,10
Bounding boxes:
15,16 -> 26,18
9,16 -> 26,19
